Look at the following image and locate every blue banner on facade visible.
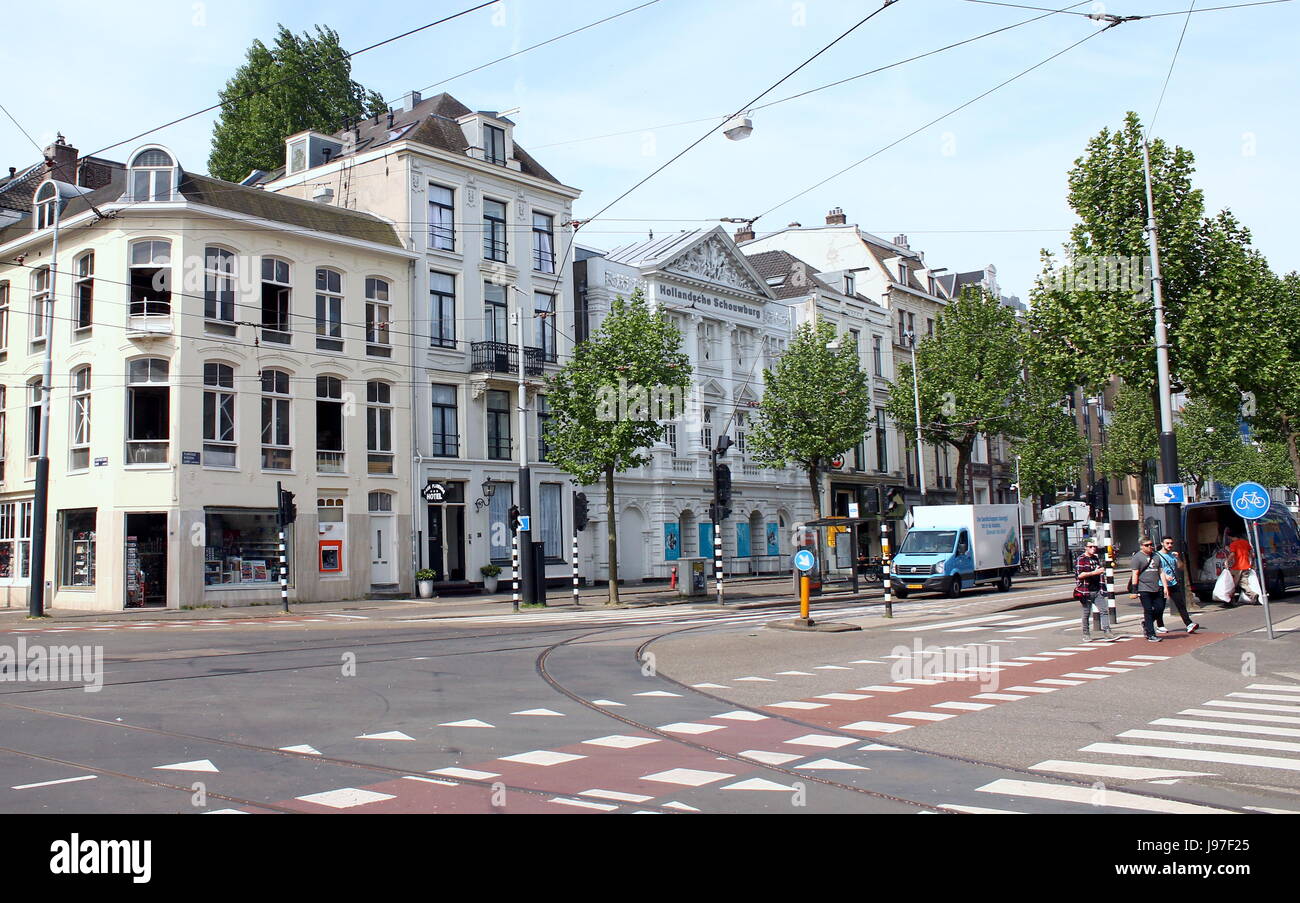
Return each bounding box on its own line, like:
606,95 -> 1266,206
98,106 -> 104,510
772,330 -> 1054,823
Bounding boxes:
664,522 -> 681,561
699,522 -> 714,556
736,522 -> 751,557
766,522 -> 779,555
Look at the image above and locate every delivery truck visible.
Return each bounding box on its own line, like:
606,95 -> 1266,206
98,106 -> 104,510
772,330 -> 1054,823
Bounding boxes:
1182,499 -> 1300,603
891,504 -> 1022,598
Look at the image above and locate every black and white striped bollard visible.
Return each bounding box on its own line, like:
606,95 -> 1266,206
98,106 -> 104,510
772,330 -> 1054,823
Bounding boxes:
511,531 -> 520,613
571,532 -> 581,606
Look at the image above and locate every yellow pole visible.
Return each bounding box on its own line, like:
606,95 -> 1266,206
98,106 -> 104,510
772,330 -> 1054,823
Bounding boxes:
800,574 -> 810,620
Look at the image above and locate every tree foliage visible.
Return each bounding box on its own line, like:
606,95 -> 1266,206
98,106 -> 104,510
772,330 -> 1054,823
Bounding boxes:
208,25 -> 387,182
885,287 -> 1025,503
1012,381 -> 1088,500
1097,384 -> 1157,481
543,290 -> 690,604
1177,397 -> 1295,496
748,319 -> 870,519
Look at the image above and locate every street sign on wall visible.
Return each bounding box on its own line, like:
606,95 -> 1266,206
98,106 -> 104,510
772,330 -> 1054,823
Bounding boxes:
1153,483 -> 1186,505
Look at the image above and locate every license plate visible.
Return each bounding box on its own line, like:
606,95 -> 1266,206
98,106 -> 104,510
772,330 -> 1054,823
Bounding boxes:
907,584 -> 923,590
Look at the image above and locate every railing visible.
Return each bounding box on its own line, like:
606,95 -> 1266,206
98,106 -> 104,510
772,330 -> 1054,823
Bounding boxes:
672,458 -> 695,475
470,341 -> 544,377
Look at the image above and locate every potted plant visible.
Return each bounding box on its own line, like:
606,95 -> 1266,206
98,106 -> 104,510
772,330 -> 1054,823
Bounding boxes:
480,563 -> 502,593
415,569 -> 436,599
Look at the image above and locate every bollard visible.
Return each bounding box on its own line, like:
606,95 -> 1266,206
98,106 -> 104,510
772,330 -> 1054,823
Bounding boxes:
800,574 -> 810,621
511,531 -> 520,612
571,532 -> 581,606
882,521 -> 893,619
1103,521 -> 1118,625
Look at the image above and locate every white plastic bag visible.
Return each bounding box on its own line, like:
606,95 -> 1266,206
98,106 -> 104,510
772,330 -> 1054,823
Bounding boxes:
1240,569 -> 1262,603
1212,568 -> 1235,603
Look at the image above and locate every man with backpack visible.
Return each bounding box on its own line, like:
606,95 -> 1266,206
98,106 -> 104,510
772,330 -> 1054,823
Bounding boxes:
1130,537 -> 1169,642
1154,535 -> 1201,634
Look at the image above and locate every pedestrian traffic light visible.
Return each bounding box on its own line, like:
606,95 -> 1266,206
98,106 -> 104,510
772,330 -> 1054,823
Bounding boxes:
709,503 -> 733,522
715,463 -> 732,506
573,492 -> 588,532
715,435 -> 734,458
278,489 -> 297,526
508,505 -> 520,533
884,486 -> 906,517
860,486 -> 881,515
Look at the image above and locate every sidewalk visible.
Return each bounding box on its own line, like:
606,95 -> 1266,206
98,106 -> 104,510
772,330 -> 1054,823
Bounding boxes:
0,572 -> 1074,625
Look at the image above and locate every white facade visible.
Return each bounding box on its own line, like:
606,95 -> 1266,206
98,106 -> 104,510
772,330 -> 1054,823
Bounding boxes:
576,228 -> 813,582
0,146 -> 417,610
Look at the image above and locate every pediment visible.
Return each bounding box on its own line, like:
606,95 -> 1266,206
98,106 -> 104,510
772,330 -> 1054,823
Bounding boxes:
661,230 -> 771,297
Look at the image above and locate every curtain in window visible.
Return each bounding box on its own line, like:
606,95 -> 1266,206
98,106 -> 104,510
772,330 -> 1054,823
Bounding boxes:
539,483 -> 562,558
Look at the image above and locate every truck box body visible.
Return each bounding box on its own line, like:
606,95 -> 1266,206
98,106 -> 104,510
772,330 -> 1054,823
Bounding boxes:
892,504 -> 1022,597
1181,500 -> 1300,601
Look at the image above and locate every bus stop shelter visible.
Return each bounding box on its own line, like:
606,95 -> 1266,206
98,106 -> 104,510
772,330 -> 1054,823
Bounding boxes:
800,516 -> 880,594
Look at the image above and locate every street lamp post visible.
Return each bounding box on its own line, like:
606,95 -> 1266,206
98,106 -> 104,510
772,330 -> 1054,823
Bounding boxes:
29,190 -> 60,618
509,287 -> 534,607
904,331 -> 927,505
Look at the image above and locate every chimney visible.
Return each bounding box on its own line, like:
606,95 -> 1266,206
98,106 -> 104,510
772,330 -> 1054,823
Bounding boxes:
400,90 -> 422,113
893,234 -> 910,249
826,206 -> 846,225
44,134 -> 78,183
788,221 -> 802,228
734,225 -> 754,243
7,167 -> 14,179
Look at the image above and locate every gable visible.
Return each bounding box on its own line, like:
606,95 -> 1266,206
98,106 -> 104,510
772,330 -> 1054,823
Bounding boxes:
659,230 -> 772,298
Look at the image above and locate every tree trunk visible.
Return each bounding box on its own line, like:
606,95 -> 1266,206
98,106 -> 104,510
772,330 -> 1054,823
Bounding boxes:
1135,479 -> 1146,537
807,460 -> 823,521
1284,414 -> 1300,502
955,440 -> 973,504
605,464 -> 619,606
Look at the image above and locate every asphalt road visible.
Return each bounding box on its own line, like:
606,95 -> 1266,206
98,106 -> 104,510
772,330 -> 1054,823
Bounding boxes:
0,578 -> 1296,815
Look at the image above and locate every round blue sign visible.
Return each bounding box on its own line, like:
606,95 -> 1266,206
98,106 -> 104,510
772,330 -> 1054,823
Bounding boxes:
793,549 -> 816,572
1230,482 -> 1270,521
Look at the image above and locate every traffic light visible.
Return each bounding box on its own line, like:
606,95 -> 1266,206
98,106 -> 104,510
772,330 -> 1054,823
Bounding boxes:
1087,478 -> 1108,522
278,489 -> 297,526
884,486 -> 906,517
709,503 -> 733,522
573,492 -> 588,532
715,464 -> 732,506
715,435 -> 734,458
860,486 -> 881,515
508,505 -> 520,534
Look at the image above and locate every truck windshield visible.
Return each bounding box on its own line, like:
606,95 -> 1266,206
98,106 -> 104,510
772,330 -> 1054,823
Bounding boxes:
899,530 -> 957,555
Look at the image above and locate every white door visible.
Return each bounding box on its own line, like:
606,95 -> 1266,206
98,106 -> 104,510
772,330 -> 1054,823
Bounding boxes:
370,515 -> 395,585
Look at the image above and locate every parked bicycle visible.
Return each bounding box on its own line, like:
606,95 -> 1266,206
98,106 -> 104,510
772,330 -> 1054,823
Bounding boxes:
1018,551 -> 1039,575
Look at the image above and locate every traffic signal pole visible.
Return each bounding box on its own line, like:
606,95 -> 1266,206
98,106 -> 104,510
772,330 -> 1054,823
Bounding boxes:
711,448 -> 723,606
276,481 -> 288,612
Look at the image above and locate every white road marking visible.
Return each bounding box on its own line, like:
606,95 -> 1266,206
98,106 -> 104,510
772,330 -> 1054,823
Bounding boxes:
933,701 -> 994,711
796,758 -> 868,770
295,788 -> 394,809
659,722 -> 725,735
498,750 -> 586,766
1152,718 -> 1300,738
814,693 -> 871,701
430,767 -> 499,780
776,670 -> 814,676
896,678 -> 943,685
402,776 -> 457,786
355,731 -> 415,741
511,708 -> 564,717
592,699 -> 625,707
713,710 -> 768,721
733,677 -> 776,682
767,701 -> 828,710
1061,673 -> 1110,680
894,615 -> 1016,632
1036,679 -> 1084,686
154,759 -> 219,773
859,743 -> 903,750
1128,654 -> 1169,660
1014,656 -> 1054,661
1119,729 -> 1300,754
723,777 -> 795,792
976,778 -> 1229,813
785,734 -> 857,748
582,735 -> 659,749
12,775 -> 97,790
890,711 -> 956,721
1247,684 -> 1300,693
1085,667 -> 1132,674
859,685 -> 912,693
581,789 -> 653,803
1228,692 -> 1300,703
1180,708 -> 1300,725
840,721 -> 913,733
640,768 -> 734,787
998,618 -> 1077,633
439,719 -> 494,728
662,801 -> 700,811
692,683 -> 728,689
635,690 -> 683,697
739,750 -> 802,765
814,665 -> 852,671
973,693 -> 1028,701
939,803 -> 1023,814
549,797 -> 618,811
1084,741 -> 1300,772
1205,700 -> 1300,714
1030,760 -> 1214,780
279,744 -> 322,755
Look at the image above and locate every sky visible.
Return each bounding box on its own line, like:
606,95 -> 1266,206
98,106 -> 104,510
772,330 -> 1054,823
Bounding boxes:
3,0 -> 1296,299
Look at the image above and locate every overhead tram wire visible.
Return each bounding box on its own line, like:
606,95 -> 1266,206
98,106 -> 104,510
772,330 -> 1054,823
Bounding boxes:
80,0 -> 499,161
754,21 -> 1120,223
960,0 -> 1292,17
1146,0 -> 1198,137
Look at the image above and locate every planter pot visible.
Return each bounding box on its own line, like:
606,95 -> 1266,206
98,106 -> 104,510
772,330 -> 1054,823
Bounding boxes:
416,580 -> 434,599
483,575 -> 500,593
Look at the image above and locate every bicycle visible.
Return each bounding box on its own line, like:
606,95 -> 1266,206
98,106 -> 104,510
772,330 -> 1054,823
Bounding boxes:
1018,551 -> 1038,575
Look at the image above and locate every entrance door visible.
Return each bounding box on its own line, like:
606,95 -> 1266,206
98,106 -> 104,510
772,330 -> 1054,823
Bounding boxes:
369,515 -> 395,585
426,502 -> 466,582
124,512 -> 168,608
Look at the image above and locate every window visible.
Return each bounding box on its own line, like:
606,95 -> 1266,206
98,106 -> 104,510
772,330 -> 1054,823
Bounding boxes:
483,282 -> 508,342
367,381 -> 393,474
0,501 -> 33,580
204,508 -> 291,586
484,124 -> 506,165
70,366 -> 91,471
431,384 -> 459,457
0,281 -> 9,354
26,379 -> 41,459
369,491 -> 393,513
34,182 -> 57,230
535,291 -> 556,361
73,252 -> 94,334
129,148 -> 175,202
315,268 -> 343,351
875,408 -> 888,473
845,272 -> 856,295
316,375 -> 344,473
483,199 -> 507,262
488,482 -> 514,562
927,318 -> 934,337
30,267 -> 51,341
126,358 -> 169,464
872,334 -> 883,377
128,240 -> 171,317
537,395 -> 551,462
203,363 -> 236,467
539,483 -> 562,559
702,408 -> 713,450
0,385 -> 6,482
204,247 -> 235,322
60,509 -> 96,587
261,257 -> 292,342
428,184 -> 455,251
663,421 -> 677,454
486,390 -> 511,460
532,212 -> 555,273
260,369 -> 292,470
288,139 -> 308,175
848,328 -> 860,358
430,271 -> 456,348
364,277 -> 391,355
735,412 -> 747,454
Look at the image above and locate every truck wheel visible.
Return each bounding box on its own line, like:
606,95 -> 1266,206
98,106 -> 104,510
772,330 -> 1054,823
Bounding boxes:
997,574 -> 1013,593
946,576 -> 962,599
1269,572 -> 1287,599
892,585 -> 909,599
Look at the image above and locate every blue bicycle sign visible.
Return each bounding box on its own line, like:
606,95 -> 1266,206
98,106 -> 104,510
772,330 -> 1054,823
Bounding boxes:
1230,482 -> 1270,520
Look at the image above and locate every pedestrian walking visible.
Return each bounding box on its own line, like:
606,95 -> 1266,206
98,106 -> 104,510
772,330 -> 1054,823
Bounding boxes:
1224,527 -> 1259,605
1130,537 -> 1168,642
1074,540 -> 1113,642
1154,535 -> 1201,634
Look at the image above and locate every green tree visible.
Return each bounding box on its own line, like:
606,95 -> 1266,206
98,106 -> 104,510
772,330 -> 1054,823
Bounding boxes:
543,291 -> 690,605
1097,383 -> 1157,526
748,319 -> 870,520
1230,271 -> 1300,493
1175,397 -> 1252,498
1012,382 -> 1088,501
885,288 -> 1024,504
208,25 -> 387,182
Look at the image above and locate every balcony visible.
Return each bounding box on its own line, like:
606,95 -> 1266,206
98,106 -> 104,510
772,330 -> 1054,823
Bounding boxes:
471,341 -> 544,377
